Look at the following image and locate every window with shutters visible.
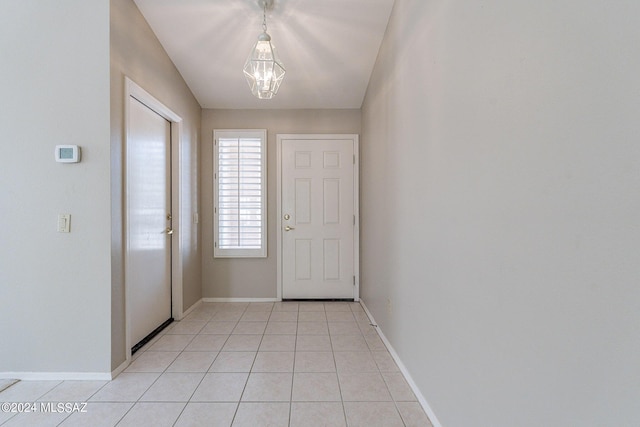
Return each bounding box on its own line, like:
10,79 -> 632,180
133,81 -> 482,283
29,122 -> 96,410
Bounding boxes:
213,129 -> 267,257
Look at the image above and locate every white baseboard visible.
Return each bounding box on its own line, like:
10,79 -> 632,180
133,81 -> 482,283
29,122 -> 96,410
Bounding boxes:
179,298 -> 203,319
0,372 -> 112,381
202,298 -> 280,303
110,359 -> 129,380
359,299 -> 443,427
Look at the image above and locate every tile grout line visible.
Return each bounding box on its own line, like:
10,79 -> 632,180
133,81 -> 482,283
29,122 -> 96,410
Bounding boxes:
229,302 -> 270,427
146,313 -> 207,427
218,305 -> 244,427
329,307 -> 350,427
287,303 -> 299,427
129,305 -> 221,426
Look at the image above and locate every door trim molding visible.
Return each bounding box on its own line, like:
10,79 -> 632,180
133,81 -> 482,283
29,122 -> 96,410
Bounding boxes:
276,134 -> 360,301
124,77 -> 184,363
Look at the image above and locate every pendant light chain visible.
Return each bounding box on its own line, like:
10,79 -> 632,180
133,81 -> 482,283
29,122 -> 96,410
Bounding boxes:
262,1 -> 268,33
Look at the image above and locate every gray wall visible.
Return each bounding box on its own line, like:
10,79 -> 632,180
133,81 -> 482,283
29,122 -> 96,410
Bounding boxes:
360,1 -> 640,426
110,0 -> 202,369
201,109 -> 361,298
0,1 -> 111,374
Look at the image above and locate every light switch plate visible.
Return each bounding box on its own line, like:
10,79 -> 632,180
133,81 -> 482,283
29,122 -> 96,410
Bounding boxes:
57,214 -> 71,233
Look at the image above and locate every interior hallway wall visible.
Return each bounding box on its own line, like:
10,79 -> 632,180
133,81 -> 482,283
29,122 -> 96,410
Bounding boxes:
360,0 -> 640,425
201,109 -> 361,298
0,1 -> 112,374
110,0 -> 202,370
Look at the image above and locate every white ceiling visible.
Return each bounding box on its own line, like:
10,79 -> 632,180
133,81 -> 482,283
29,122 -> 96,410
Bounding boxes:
133,0 -> 395,109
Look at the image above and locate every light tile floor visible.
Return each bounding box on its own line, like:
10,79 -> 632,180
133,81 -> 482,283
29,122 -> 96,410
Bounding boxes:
0,302 -> 433,427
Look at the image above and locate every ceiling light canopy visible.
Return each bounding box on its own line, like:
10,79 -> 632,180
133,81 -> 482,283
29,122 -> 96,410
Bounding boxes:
243,0 -> 286,100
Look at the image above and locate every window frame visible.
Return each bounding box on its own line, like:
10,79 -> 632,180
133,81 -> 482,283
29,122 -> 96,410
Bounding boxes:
213,129 -> 267,258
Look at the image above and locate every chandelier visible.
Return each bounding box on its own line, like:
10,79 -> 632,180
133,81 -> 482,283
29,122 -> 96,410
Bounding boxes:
243,0 -> 286,99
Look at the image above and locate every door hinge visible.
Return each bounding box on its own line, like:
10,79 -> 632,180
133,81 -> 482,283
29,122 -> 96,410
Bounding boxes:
353,154 -> 355,164
214,241 -> 217,248
353,276 -> 356,285
353,215 -> 356,225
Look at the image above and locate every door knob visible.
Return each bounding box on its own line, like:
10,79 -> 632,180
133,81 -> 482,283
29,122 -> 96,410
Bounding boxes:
165,227 -> 174,235
284,226 -> 295,231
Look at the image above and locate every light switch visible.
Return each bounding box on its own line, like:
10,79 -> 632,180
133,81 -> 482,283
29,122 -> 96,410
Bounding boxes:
57,214 -> 71,233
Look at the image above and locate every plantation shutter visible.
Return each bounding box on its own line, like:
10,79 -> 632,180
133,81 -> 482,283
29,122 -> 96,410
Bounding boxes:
214,130 -> 267,257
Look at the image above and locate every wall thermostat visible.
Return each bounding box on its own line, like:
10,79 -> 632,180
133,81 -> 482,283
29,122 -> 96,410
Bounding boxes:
55,145 -> 81,163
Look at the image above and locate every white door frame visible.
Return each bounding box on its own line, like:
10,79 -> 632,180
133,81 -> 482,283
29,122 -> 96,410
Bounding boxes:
276,134 -> 360,301
124,77 -> 184,361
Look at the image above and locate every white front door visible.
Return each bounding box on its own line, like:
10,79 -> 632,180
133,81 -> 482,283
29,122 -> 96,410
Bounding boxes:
127,96 -> 172,347
279,135 -> 359,299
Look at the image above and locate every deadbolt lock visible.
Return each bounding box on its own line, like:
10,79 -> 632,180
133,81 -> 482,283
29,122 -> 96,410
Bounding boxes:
284,214 -> 290,220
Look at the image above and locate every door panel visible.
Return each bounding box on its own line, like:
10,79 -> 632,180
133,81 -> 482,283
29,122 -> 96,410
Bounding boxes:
127,96 -> 172,347
295,239 -> 312,280
281,138 -> 356,299
323,179 -> 340,224
295,179 -> 312,223
323,239 -> 341,280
